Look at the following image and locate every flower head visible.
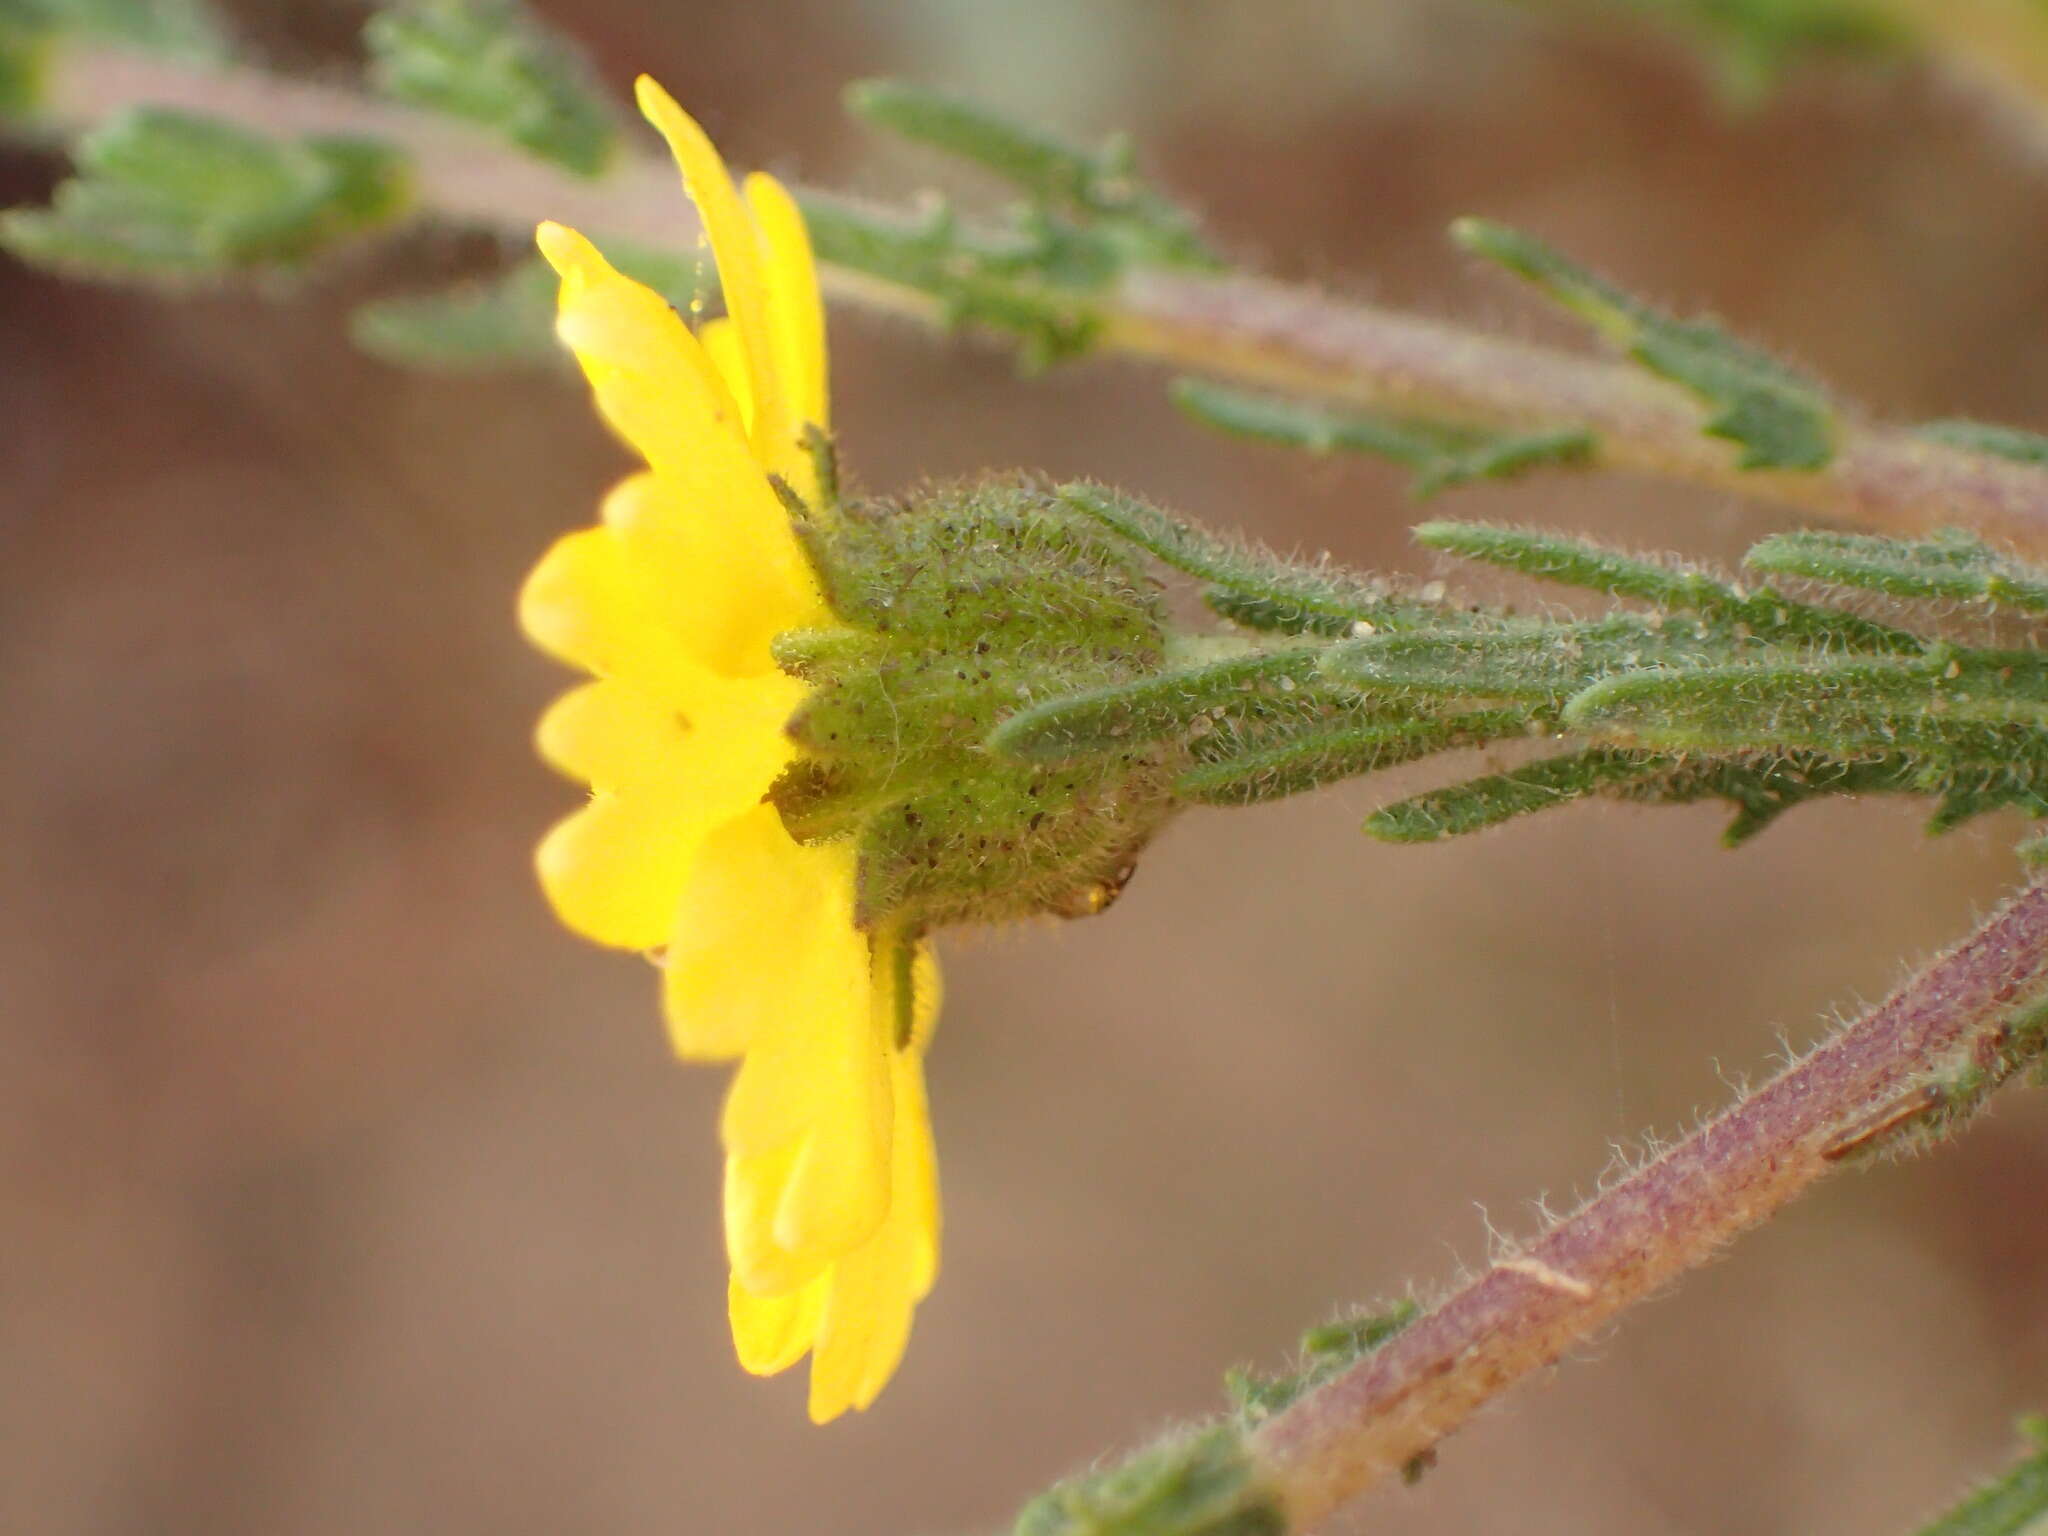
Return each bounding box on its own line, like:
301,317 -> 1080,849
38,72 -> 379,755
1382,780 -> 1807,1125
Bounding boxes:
523,77 -> 938,1422
524,79 -> 1185,1424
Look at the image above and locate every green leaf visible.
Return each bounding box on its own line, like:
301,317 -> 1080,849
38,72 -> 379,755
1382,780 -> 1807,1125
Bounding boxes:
988,647 -> 1322,762
1619,750 -> 1929,845
1747,528 -> 2048,613
1322,615 -> 1727,704
3,0 -> 229,60
847,77 -> 1216,270
1013,1424 -> 1283,1536
1452,217 -> 1834,469
1169,376 -> 1594,498
1179,709 -> 1529,807
1416,521 -> 1923,653
349,237 -> 706,371
0,107 -> 410,279
1228,1301 -> 1419,1425
1909,1416 -> 2048,1536
1610,0 -> 1905,103
1561,654 -> 2048,757
350,258 -> 556,368
365,0 -> 616,177
798,191 -> 1104,368
1056,482 -> 1442,635
1918,419 -> 2048,466
1366,747 -> 1672,841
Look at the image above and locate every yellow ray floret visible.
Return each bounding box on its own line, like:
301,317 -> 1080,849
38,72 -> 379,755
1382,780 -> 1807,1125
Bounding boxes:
521,78 -> 940,1422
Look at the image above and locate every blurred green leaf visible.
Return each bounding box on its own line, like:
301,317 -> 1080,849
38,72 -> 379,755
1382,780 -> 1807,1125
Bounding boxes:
1170,376 -> 1594,498
365,0 -> 616,176
0,107 -> 409,279
1454,217 -> 1834,469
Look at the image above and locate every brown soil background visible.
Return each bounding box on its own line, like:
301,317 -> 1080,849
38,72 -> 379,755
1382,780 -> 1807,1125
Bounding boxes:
6,3 -> 2047,1532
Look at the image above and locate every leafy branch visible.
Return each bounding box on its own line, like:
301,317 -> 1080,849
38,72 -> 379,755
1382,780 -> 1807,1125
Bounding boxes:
10,4 -> 2048,550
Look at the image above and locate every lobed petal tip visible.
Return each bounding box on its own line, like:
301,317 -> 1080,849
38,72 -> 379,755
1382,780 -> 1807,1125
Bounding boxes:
534,220 -> 599,281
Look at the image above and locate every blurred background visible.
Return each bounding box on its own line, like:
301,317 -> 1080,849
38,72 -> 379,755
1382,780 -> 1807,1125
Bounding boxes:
7,2 -> 2048,1532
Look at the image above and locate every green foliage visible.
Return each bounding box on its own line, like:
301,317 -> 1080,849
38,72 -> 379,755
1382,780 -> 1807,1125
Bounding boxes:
1917,419 -> 2048,466
797,191 -> 1105,366
1169,376 -> 1594,498
1416,520 -> 1921,651
1228,1301 -> 1420,1424
0,106 -> 409,278
1013,1425 -> 1283,1536
1178,708 -> 1529,807
364,0 -> 615,177
348,239 -> 707,369
784,478 -> 1180,932
1453,217 -> 1835,469
1909,1417 -> 2048,1536
802,79 -> 1216,368
988,647 -> 1324,763
1,0 -> 230,62
1748,528 -> 2048,613
1324,616 -> 1727,705
1602,0 -> 1904,101
847,78 -> 1216,270
350,258 -> 556,369
1366,747 -> 1672,841
1056,483 -> 1443,636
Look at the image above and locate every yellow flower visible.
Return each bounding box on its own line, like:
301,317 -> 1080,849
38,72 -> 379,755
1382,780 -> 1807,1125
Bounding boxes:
521,76 -> 940,1423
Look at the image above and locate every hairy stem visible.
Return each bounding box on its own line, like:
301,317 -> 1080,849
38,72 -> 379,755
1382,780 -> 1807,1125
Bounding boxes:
23,40 -> 2048,554
1249,877 -> 2048,1530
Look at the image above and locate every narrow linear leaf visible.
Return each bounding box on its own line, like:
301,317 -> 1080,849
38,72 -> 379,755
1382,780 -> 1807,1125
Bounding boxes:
1179,708 -> 1529,807
1365,747 -> 1670,842
1918,419 -> 2048,466
1748,528 -> 2048,614
1169,375 -> 1594,498
1563,656 -> 2048,758
1057,482 -> 1436,635
1417,520 -> 1923,653
1453,217 -> 1834,470
989,647 -> 1321,762
1322,616 -> 1725,704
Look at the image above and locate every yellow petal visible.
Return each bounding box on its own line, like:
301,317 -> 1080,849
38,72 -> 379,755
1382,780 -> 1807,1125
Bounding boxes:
805,1206 -> 919,1423
665,805 -> 862,1062
599,472 -> 817,677
891,1048 -> 943,1299
520,525 -> 721,704
535,678 -> 692,792
742,170 -> 829,467
634,78 -> 793,476
535,221 -> 750,475
729,1271 -> 826,1376
696,317 -> 753,436
724,1143 -> 824,1296
535,791 -> 705,950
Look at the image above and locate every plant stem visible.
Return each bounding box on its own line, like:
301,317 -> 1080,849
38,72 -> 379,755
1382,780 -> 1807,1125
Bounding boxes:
24,40 -> 2048,555
1248,876 -> 2048,1530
